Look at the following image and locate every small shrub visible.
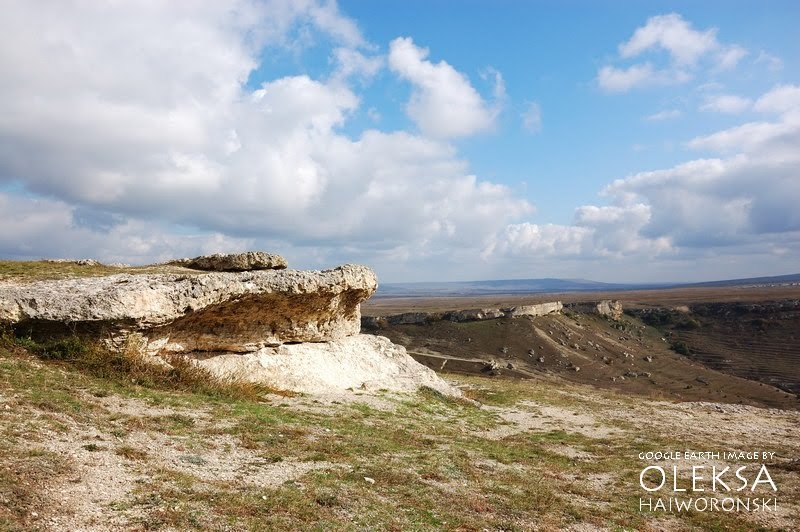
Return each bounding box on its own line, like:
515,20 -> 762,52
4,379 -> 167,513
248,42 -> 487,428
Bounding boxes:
670,340 -> 691,356
115,445 -> 148,461
33,336 -> 90,361
675,319 -> 701,331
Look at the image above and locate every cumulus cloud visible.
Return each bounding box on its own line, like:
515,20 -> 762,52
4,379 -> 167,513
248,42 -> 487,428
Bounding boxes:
486,203 -> 672,260
485,223 -> 591,257
618,13 -> 718,65
489,84 -> 800,265
598,13 -> 746,92
606,85 -> 800,243
0,1 -> 530,272
753,84 -> 800,114
388,37 -> 500,138
0,193 -> 255,264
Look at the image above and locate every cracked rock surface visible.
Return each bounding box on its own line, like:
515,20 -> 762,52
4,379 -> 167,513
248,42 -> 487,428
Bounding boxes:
0,264 -> 376,354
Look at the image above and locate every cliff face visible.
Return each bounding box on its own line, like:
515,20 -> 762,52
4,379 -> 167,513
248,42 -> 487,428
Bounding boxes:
361,302 -> 563,328
0,254 -> 458,396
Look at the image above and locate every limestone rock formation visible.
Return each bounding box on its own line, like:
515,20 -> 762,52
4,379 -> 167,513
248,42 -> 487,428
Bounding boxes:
1,260 -> 460,396
361,303 -> 563,331
192,335 -> 455,395
504,302 -> 563,318
446,308 -> 505,322
173,251 -> 287,272
387,312 -> 435,325
1,265 -> 375,354
595,300 -> 623,320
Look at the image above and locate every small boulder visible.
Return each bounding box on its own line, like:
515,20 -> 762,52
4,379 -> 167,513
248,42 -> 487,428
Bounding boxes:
178,251 -> 287,272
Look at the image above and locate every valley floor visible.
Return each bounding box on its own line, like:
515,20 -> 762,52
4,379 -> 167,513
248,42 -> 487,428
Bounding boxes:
1,346 -> 798,531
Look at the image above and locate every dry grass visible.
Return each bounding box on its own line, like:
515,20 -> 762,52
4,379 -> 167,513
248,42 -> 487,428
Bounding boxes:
0,259 -> 191,282
1,330 -> 274,402
1,332 -> 798,530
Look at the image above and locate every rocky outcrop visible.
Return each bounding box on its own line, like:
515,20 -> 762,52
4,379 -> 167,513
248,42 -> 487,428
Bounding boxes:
43,258 -> 103,266
446,308 -> 505,321
504,302 -> 563,318
171,252 -> 287,272
1,258 -> 460,396
361,303 -> 563,331
387,312 -> 435,325
361,315 -> 388,329
385,308 -> 510,325
192,335 -> 455,395
595,300 -> 623,320
1,265 -> 375,354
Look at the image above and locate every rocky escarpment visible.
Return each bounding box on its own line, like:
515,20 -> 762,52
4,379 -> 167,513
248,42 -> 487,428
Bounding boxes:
564,300 -> 624,321
361,302 -> 563,329
0,253 -> 458,396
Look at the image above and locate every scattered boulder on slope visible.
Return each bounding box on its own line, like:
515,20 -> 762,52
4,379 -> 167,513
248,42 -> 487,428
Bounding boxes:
596,300 -> 623,320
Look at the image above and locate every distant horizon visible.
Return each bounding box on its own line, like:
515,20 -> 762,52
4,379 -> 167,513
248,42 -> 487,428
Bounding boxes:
375,271 -> 800,291
3,255 -> 799,288
1,2 -> 798,284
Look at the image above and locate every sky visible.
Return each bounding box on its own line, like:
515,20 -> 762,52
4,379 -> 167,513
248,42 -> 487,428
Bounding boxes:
0,1 -> 798,283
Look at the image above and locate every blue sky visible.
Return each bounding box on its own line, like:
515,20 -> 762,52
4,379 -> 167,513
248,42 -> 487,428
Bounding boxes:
0,1 -> 798,283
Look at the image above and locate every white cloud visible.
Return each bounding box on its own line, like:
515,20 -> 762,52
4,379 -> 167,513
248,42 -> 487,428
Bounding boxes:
699,94 -> 752,114
646,109 -> 682,121
599,13 -> 746,92
480,66 -> 507,102
388,37 -> 499,138
485,223 -> 591,257
753,84 -> 800,114
687,118 -> 799,158
331,47 -> 384,82
715,45 -> 748,71
0,1 -> 530,274
490,84 -> 800,264
755,51 -> 784,72
303,0 -> 366,48
0,193 -> 255,264
522,102 -> 542,133
597,64 -> 657,92
618,13 -> 717,65
486,202 -> 673,260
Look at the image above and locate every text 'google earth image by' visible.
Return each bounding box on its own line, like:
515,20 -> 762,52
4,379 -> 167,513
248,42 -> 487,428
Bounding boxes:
0,1 -> 798,531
